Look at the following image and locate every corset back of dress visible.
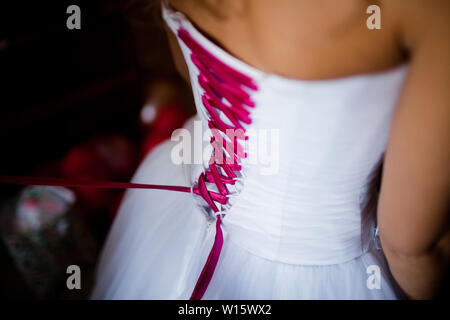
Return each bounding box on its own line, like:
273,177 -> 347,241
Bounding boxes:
162,4 -> 409,265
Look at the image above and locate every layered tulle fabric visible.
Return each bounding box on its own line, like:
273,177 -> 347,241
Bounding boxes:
91,117 -> 404,300
90,2 -> 409,299
90,118 -> 404,300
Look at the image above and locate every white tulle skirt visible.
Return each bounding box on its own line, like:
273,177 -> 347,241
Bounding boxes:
90,118 -> 403,300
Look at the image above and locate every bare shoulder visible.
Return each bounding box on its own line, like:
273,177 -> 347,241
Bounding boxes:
384,0 -> 450,50
169,0 -> 409,79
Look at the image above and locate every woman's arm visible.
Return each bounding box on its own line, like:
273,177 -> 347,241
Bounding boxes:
378,0 -> 450,299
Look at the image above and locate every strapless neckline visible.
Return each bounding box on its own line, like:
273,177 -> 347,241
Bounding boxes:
162,2 -> 408,90
89,1 -> 408,300
162,0 -> 410,266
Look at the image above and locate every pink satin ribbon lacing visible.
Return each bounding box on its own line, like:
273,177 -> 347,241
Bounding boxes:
177,28 -> 257,299
0,28 -> 257,300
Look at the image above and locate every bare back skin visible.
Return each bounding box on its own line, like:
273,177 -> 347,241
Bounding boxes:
166,0 -> 450,299
168,0 -> 405,80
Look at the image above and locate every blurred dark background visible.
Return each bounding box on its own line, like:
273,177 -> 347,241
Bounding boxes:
0,0 -> 184,178
0,0 -> 447,301
0,0 -> 194,299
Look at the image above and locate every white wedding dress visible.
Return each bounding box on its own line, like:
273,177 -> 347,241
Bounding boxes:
90,3 -> 409,299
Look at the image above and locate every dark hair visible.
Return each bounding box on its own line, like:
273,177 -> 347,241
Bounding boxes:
125,0 -> 164,28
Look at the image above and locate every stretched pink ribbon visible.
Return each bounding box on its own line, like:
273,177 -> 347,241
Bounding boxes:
0,27 -> 257,300
178,27 -> 257,299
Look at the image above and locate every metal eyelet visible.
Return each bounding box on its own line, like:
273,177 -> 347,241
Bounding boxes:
373,225 -> 382,250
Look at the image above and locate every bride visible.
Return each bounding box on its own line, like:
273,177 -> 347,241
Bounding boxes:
91,0 -> 450,299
